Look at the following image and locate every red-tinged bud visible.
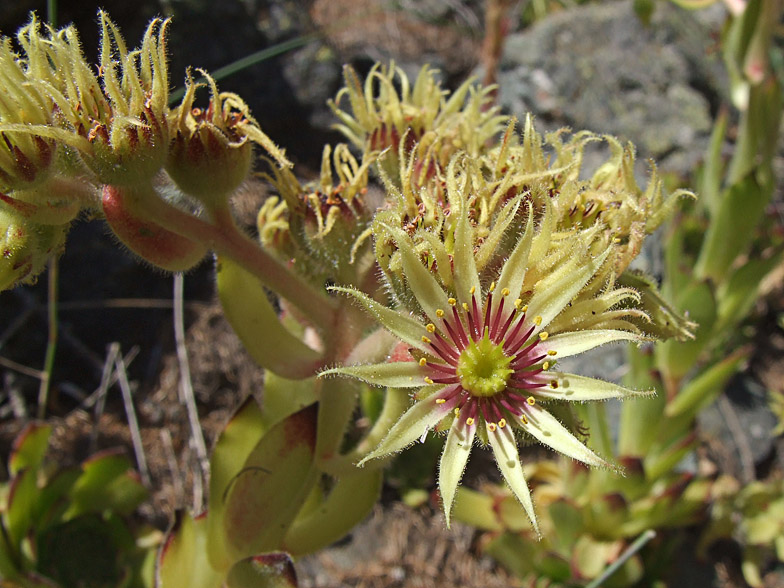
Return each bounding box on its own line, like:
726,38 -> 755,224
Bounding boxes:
166,72 -> 253,208
84,103 -> 170,187
263,144 -> 374,280
102,184 -> 207,272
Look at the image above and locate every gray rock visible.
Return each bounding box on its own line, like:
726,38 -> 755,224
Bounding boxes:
495,0 -> 726,177
698,375 -> 778,477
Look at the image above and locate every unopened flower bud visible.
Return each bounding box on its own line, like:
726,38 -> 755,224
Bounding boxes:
102,184 -> 207,272
167,72 -> 253,208
0,33 -> 58,191
8,14 -> 172,186
264,144 -> 374,277
329,63 -> 504,174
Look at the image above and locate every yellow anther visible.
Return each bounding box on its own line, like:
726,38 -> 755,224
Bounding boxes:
526,396 -> 536,405
489,281 -> 496,293
419,358 -> 427,367
521,414 -> 529,425
514,299 -> 523,309
421,336 -> 431,344
462,303 -> 469,311
501,288 -> 510,297
436,398 -> 446,404
534,316 -> 542,326
448,297 -> 457,306
466,417 -> 475,426
436,309 -> 445,317
543,361 -> 550,370
522,305 -> 529,313
454,407 -> 461,417
487,422 -> 497,432
424,377 -> 434,385
498,418 -> 507,428
550,379 -> 559,389
470,286 -> 476,295
539,331 -> 549,341
612,236 -> 622,244
548,350 -> 557,356
426,323 -> 436,333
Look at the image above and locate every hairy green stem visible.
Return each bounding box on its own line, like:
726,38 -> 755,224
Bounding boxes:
136,188 -> 338,331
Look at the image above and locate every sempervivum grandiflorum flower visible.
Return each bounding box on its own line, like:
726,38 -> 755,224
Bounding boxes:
321,200 -> 653,535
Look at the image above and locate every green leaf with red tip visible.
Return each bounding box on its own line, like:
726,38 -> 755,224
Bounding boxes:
223,404 -> 319,561
5,466 -> 39,550
217,257 -> 324,380
207,397 -> 267,571
283,467 -> 383,557
64,449 -> 147,519
9,422 -> 51,476
225,553 -> 298,588
157,512 -> 223,588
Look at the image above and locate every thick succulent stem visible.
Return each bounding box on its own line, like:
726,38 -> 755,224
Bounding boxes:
134,187 -> 338,332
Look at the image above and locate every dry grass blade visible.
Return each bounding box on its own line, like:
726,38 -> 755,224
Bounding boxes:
173,273 -> 209,510
160,428 -> 185,509
89,342 -> 121,454
0,355 -> 46,379
82,345 -> 140,410
114,351 -> 152,487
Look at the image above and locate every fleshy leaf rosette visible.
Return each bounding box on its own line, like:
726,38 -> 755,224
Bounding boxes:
322,202 -> 653,534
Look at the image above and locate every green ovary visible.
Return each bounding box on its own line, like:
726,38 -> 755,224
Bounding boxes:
456,332 -> 513,397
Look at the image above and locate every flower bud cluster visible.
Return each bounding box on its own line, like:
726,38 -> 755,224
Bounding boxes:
257,143 -> 375,284
329,63 -> 507,183
0,13 -> 288,285
326,64 -> 694,343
